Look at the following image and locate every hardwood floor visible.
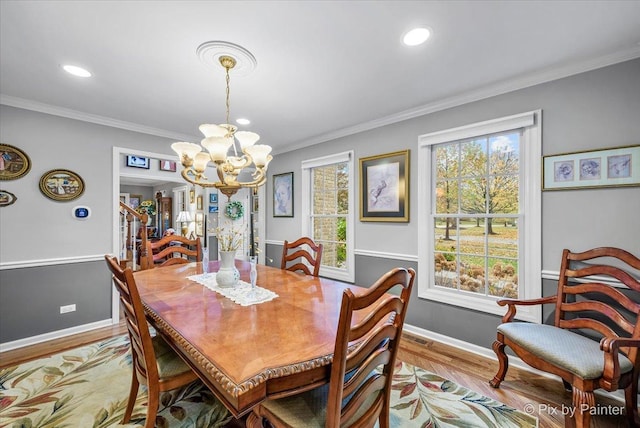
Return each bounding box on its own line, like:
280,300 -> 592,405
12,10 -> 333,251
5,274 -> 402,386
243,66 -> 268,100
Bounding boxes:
1,325 -> 631,427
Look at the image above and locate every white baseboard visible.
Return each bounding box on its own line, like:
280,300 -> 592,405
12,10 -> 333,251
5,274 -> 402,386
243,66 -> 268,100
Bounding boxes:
403,323 -> 554,377
402,323 -> 625,403
0,318 -> 114,352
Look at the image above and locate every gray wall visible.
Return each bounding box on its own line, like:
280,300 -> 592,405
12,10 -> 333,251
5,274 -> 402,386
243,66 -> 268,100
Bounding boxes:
265,58 -> 640,349
1,59 -> 638,347
0,106 -> 177,343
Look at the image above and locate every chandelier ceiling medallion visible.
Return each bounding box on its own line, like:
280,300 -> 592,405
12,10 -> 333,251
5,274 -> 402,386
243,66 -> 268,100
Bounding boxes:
172,42 -> 272,199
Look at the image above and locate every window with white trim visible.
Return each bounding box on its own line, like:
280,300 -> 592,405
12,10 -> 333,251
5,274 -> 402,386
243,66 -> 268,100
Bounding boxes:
418,111 -> 542,322
302,151 -> 355,282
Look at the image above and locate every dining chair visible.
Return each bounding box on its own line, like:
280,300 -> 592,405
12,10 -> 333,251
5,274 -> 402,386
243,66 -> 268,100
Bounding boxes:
280,236 -> 323,276
104,255 -> 200,428
145,234 -> 202,268
249,267 -> 415,428
490,247 -> 640,428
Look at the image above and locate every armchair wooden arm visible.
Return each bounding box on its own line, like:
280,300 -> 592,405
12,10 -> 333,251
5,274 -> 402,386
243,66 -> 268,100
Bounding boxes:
496,295 -> 557,322
600,337 -> 640,390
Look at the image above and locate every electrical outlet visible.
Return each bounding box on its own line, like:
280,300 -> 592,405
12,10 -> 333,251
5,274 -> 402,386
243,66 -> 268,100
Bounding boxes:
60,304 -> 76,314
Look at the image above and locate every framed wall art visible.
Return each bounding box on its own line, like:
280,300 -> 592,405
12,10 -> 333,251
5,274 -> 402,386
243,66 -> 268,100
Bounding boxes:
0,143 -> 31,180
197,195 -> 203,210
273,172 -> 293,217
210,193 -> 218,204
39,169 -> 85,201
195,212 -> 204,236
0,190 -> 17,207
159,159 -> 177,172
359,150 -> 410,222
126,155 -> 150,169
543,145 -> 640,190
129,194 -> 142,210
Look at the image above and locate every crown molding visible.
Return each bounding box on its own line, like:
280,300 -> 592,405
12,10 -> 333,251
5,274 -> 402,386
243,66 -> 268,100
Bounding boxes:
2,45 -> 639,155
275,46 -> 640,154
0,94 -> 198,142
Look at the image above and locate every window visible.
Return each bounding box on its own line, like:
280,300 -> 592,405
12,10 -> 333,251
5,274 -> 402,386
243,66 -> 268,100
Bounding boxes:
418,111 -> 541,322
302,151 -> 355,282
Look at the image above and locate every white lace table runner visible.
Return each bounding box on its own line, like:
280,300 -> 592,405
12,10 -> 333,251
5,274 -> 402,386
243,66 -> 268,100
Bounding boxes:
187,273 -> 278,306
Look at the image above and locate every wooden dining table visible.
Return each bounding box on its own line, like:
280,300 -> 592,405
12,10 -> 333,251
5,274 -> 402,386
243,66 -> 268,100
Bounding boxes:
133,259 -> 369,418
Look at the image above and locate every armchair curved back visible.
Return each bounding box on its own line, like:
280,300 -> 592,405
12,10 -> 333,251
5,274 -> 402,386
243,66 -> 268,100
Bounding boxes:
556,247 -> 640,362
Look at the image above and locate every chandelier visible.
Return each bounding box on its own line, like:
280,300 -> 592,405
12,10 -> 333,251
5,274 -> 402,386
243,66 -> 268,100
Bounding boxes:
171,53 -> 272,199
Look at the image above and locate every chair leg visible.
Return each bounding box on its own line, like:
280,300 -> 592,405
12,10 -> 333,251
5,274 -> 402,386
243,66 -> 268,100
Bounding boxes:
246,412 -> 264,428
572,387 -> 594,428
624,377 -> 639,426
379,400 -> 390,428
144,384 -> 160,428
489,336 -> 508,388
123,372 -> 139,423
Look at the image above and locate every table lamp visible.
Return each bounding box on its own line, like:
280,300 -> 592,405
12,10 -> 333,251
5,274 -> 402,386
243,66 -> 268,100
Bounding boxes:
176,211 -> 193,236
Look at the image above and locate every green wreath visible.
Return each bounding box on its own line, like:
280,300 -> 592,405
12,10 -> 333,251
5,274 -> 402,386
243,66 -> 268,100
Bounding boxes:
225,201 -> 244,220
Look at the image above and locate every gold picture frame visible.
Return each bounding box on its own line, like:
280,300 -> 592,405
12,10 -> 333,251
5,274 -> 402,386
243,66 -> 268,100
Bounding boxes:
0,143 -> 31,181
39,169 -> 85,201
359,150 -> 410,222
195,212 -> 204,236
543,144 -> 640,190
0,190 -> 17,207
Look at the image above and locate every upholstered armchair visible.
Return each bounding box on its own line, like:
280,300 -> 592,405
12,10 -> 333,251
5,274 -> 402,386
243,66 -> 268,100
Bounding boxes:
490,247 -> 640,428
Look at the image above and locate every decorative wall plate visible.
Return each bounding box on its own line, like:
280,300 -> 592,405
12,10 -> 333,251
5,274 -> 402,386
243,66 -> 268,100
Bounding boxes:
0,190 -> 17,206
0,144 -> 31,180
39,169 -> 85,201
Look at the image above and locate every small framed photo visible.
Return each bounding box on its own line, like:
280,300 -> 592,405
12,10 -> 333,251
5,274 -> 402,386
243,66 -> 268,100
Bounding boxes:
189,188 -> 195,204
195,212 -> 204,236
126,155 -> 150,169
273,172 -> 293,217
130,194 -> 142,210
210,193 -> 218,204
159,160 -> 176,172
197,195 -> 203,210
543,145 -> 640,190
209,205 -> 219,213
359,150 -> 410,222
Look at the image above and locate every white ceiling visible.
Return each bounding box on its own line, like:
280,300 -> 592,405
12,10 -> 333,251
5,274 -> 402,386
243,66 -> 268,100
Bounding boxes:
2,1 -> 640,153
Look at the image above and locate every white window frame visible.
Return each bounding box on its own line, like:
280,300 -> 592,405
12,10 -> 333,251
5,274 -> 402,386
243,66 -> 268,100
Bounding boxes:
301,151 -> 355,283
417,111 -> 542,323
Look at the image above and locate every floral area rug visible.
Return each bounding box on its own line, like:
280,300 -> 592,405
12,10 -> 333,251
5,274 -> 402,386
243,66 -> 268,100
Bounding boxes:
0,335 -> 537,427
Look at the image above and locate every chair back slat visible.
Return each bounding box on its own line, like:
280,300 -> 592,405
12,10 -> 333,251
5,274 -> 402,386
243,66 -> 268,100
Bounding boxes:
555,247 -> 640,363
281,237 -> 323,277
145,235 -> 202,268
325,267 -> 415,427
105,255 -> 158,382
564,282 -> 640,315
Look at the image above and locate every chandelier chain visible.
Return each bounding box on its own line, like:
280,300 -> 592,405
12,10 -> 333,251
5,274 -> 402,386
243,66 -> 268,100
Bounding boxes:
225,65 -> 231,127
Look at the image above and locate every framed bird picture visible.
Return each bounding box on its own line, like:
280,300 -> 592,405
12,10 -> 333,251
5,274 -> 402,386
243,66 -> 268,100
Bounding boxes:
359,150 -> 409,222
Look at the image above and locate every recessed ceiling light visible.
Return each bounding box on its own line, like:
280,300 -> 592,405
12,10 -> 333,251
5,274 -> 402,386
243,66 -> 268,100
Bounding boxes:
236,118 -> 250,125
62,65 -> 92,77
403,28 -> 431,46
